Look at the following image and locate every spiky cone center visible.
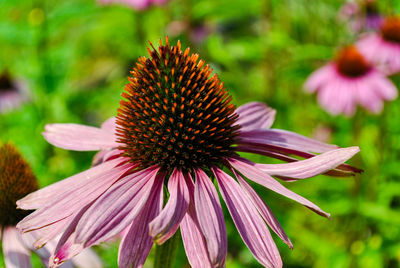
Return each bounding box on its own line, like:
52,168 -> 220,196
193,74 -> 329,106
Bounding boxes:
0,144 -> 38,226
336,45 -> 371,77
116,39 -> 240,172
381,16 -> 400,44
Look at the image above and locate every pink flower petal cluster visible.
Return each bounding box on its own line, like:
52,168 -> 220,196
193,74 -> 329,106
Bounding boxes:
17,102 -> 360,268
357,16 -> 400,75
305,45 -> 397,116
0,72 -> 30,114
1,227 -> 101,268
98,0 -> 167,10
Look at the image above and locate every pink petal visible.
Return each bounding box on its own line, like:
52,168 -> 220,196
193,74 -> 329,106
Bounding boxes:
304,64 -> 335,93
254,147 -> 360,179
235,144 -> 362,175
17,162 -> 132,234
180,173 -> 213,268
213,168 -> 282,268
118,178 -> 164,268
149,169 -> 190,244
238,129 -> 338,154
2,227 -> 31,268
50,203 -> 95,267
232,169 -> 292,248
317,77 -> 355,116
22,233 -> 97,268
17,157 -> 127,210
74,166 -> 162,247
29,221 -> 71,249
93,148 -> 124,166
43,123 -> 119,151
354,80 -> 383,114
194,168 -> 227,267
71,249 -> 103,268
21,233 -> 60,267
101,116 -> 117,133
229,158 -> 330,218
235,102 -> 276,130
370,73 -> 398,100
51,241 -> 85,268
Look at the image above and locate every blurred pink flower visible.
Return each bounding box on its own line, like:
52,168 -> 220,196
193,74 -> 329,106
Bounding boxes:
98,0 -> 167,10
0,72 -> 30,114
0,144 -> 101,268
305,45 -> 397,116
18,40 -> 360,268
339,0 -> 382,33
357,16 -> 400,74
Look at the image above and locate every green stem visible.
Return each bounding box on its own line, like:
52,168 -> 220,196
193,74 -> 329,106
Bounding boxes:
153,231 -> 180,268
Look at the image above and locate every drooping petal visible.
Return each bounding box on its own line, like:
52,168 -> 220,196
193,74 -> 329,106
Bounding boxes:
74,166 -> 161,247
17,162 -> 132,234
27,221 -> 70,250
50,202 -> 95,267
17,157 -> 127,210
254,147 -> 360,179
194,168 -> 227,267
43,123 -> 119,151
48,168 -> 160,267
51,241 -> 86,268
118,177 -> 164,268
235,102 -> 276,131
213,167 -> 282,268
238,129 -> 338,154
21,232 -> 98,268
235,144 -> 362,175
232,169 -> 292,248
180,173 -> 213,268
229,158 -> 330,218
2,227 -> 31,268
149,168 -> 190,244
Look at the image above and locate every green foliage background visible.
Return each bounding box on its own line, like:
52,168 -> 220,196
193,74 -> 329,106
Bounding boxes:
1,0 -> 400,267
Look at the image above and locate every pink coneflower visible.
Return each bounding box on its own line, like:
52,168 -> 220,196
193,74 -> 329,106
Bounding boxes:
18,39 -> 361,268
0,144 -> 101,268
98,0 -> 167,10
339,0 -> 382,33
357,16 -> 400,74
305,45 -> 398,116
0,72 -> 30,114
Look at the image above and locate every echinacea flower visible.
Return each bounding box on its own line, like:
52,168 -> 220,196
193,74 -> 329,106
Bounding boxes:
305,45 -> 397,116
0,143 -> 101,268
98,0 -> 167,10
357,16 -> 400,74
0,72 -> 30,114
18,39 -> 361,268
339,0 -> 382,33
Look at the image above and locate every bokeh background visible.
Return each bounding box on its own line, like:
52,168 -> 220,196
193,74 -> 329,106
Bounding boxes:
1,0 -> 400,267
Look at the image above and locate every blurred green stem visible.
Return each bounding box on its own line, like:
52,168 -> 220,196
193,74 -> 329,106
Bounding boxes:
153,231 -> 180,268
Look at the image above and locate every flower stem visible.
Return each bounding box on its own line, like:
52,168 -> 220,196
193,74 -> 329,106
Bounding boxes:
153,231 -> 180,268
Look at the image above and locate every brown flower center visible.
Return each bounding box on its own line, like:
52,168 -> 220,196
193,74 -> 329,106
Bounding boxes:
0,72 -> 14,93
336,46 -> 371,77
0,144 -> 38,226
116,38 -> 240,172
381,16 -> 400,44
